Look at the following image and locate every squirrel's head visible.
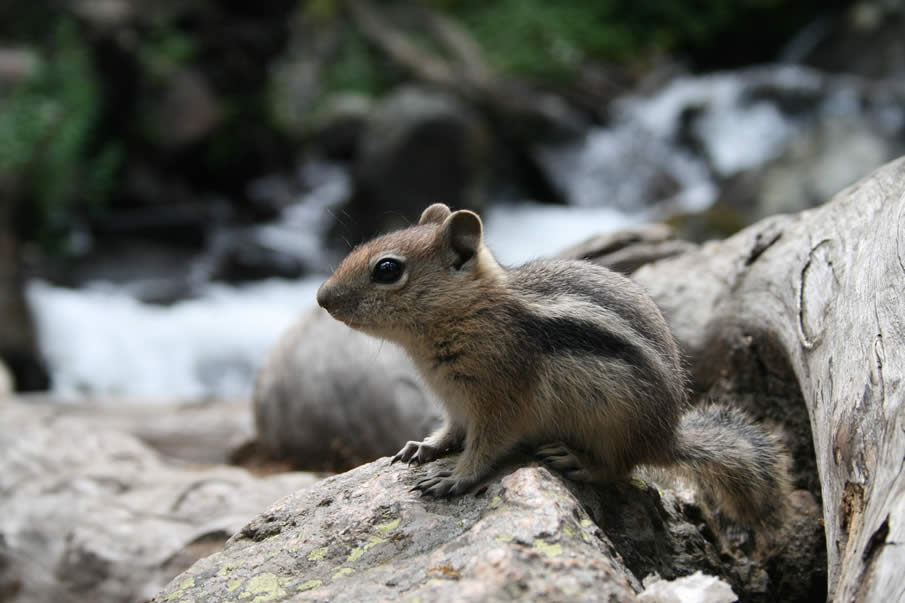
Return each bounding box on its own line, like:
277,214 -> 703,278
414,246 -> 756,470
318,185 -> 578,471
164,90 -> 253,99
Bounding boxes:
317,203 -> 503,341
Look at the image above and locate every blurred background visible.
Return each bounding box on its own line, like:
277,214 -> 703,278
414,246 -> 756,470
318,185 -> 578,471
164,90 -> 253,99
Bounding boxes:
1,0 -> 903,400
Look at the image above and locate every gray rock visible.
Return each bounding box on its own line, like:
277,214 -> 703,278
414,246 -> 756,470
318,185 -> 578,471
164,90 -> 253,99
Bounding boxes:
715,110 -> 904,227
254,306 -> 442,472
341,86 -> 489,243
639,572 -> 736,602
758,116 -> 900,217
152,459 -> 685,602
153,453 -> 800,602
15,394 -> 257,465
0,400 -> 320,603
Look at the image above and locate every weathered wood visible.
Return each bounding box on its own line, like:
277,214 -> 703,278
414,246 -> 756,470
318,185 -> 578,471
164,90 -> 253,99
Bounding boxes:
631,156 -> 905,601
554,223 -> 696,275
343,0 -> 586,143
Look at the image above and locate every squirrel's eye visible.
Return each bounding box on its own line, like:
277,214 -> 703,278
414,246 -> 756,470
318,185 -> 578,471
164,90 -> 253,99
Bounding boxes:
371,258 -> 405,284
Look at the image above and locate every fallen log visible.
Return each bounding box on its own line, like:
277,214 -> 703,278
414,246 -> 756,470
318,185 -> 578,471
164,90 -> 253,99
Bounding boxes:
632,156 -> 905,601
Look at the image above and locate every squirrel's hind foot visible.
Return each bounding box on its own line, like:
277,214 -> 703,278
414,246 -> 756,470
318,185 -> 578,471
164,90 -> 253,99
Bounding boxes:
536,442 -> 597,483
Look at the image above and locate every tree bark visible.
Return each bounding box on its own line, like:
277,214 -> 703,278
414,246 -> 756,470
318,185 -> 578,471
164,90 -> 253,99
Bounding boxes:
630,156 -> 905,601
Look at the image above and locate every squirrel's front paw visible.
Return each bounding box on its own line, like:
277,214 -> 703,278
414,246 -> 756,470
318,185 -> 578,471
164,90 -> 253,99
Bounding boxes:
391,440 -> 440,465
411,471 -> 475,498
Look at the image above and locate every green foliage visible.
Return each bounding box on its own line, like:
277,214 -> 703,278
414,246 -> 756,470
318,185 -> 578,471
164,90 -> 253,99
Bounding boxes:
323,29 -> 395,97
291,28 -> 397,132
0,20 -> 120,251
138,21 -> 198,80
434,0 -> 793,80
306,0 -> 810,110
304,0 -> 343,20
451,0 -> 620,80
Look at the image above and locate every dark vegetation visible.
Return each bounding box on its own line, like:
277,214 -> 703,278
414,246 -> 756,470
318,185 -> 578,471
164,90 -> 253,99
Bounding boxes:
1,0 -> 850,255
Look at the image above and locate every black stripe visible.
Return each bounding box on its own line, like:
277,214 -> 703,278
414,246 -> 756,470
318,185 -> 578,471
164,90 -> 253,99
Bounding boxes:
520,267 -> 665,349
513,310 -> 649,371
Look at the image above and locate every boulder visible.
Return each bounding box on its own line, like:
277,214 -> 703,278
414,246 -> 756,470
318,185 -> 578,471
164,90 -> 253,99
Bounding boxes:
254,306 -> 442,472
17,395 -> 258,465
717,115 -> 904,225
0,399 -> 320,603
338,86 -> 490,245
154,457 -> 752,602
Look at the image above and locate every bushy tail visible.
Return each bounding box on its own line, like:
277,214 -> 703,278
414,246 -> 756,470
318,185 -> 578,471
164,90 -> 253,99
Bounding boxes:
673,405 -> 791,528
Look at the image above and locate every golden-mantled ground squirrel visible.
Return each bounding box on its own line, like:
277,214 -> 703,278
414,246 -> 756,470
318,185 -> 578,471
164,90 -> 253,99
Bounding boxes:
317,203 -> 790,527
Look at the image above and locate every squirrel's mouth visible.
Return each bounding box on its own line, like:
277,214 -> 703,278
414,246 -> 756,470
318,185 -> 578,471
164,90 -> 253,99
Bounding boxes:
332,313 -> 364,329
321,306 -> 362,329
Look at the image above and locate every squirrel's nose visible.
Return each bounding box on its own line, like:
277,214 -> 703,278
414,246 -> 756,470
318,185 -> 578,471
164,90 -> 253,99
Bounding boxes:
316,282 -> 334,311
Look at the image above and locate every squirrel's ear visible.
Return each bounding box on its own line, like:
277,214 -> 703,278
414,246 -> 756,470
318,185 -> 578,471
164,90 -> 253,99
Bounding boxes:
419,203 -> 452,225
443,210 -> 483,268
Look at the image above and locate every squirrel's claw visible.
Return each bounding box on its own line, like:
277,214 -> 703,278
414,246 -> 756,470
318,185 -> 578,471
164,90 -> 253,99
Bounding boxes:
412,471 -> 475,498
393,440 -> 440,466
411,470 -> 452,493
392,441 -> 421,464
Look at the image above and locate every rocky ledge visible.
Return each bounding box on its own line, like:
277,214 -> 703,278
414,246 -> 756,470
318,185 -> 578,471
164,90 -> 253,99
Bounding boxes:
153,452 -> 821,602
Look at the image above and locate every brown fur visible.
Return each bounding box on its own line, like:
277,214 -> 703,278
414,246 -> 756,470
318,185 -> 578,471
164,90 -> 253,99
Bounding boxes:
317,203 -> 791,527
